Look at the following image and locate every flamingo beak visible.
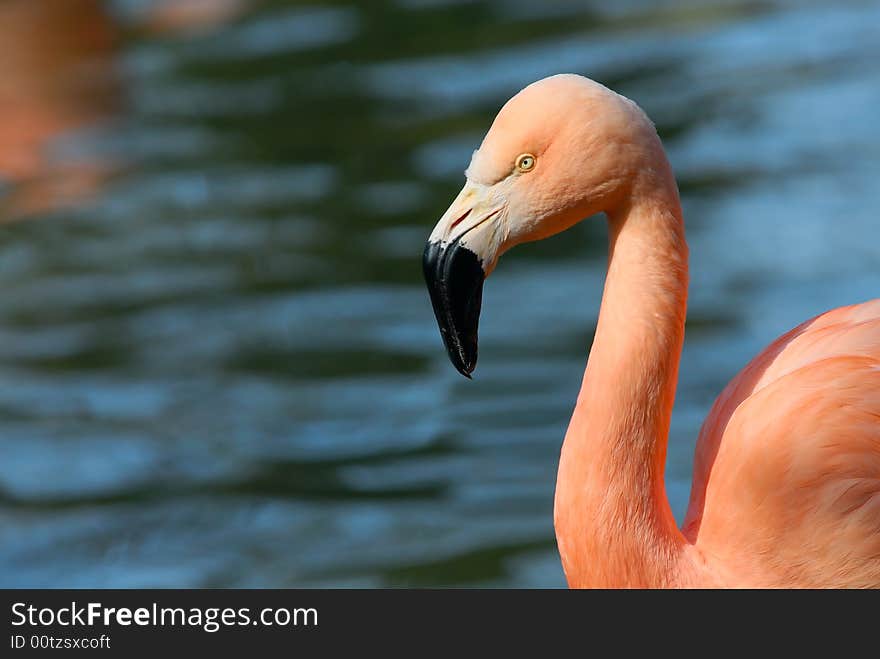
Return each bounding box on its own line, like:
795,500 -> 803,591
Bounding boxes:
422,237 -> 484,378
423,182 -> 503,378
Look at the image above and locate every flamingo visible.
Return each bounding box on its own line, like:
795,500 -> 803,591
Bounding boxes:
422,74 -> 880,588
0,0 -> 118,220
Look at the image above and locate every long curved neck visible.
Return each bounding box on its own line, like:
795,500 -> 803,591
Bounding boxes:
554,169 -> 691,588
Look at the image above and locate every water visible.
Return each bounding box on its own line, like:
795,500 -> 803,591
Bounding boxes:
0,0 -> 878,587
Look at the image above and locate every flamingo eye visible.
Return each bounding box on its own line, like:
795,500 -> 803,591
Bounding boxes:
515,153 -> 536,172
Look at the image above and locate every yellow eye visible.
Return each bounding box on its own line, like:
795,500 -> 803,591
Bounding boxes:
515,153 -> 536,172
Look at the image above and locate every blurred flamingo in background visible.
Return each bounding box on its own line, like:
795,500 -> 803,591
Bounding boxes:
423,74 -> 880,588
0,0 -> 119,220
0,0 -> 251,222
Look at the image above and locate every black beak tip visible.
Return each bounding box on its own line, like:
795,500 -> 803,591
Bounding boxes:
455,358 -> 475,379
423,238 -> 485,378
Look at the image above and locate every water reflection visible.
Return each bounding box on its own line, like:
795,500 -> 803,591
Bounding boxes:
0,0 -> 878,587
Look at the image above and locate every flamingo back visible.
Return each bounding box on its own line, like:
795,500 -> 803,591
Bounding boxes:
683,299 -> 880,587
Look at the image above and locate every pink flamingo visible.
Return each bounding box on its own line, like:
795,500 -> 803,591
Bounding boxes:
423,74 -> 880,588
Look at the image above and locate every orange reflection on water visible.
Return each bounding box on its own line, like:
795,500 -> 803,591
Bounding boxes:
145,0 -> 252,35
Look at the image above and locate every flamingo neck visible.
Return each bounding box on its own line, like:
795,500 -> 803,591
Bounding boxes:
554,171 -> 690,587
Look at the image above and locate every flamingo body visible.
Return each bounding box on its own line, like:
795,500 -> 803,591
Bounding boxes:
685,300 -> 880,587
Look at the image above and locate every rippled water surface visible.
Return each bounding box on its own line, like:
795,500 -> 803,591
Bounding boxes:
0,0 -> 878,587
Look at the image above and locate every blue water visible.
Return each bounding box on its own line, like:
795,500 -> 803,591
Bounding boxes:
0,0 -> 878,587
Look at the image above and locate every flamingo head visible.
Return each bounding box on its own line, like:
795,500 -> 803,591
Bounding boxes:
423,74 -> 661,377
